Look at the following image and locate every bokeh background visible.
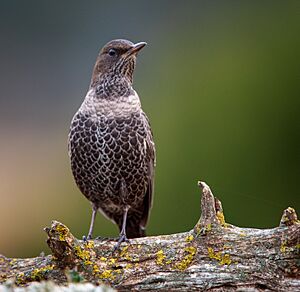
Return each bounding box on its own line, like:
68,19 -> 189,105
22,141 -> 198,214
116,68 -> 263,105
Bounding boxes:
0,1 -> 299,258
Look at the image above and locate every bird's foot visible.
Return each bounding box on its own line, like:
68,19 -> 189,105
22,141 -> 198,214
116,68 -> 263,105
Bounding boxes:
112,233 -> 129,253
82,234 -> 93,242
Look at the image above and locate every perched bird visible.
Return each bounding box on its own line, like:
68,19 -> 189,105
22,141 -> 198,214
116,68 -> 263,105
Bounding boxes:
68,39 -> 155,246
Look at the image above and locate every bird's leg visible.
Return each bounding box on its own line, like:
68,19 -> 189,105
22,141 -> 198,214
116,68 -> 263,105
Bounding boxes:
113,206 -> 130,252
119,206 -> 130,241
84,204 -> 97,241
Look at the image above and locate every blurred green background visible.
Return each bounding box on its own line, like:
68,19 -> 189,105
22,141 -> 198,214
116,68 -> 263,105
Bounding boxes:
0,1 -> 299,258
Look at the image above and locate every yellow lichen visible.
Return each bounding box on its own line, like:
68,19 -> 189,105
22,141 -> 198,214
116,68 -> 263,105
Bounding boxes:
15,272 -> 25,285
185,234 -> 194,242
99,269 -> 115,280
208,247 -> 220,260
93,264 -> 100,274
156,250 -> 166,265
280,241 -> 287,253
100,257 -> 107,261
185,246 -> 196,255
119,245 -> 132,261
55,224 -> 69,241
108,258 -> 116,265
239,233 -> 246,237
120,245 -> 129,257
30,265 -> 54,281
173,246 -> 197,271
9,259 -> 17,265
220,254 -> 231,265
207,247 -> 231,265
124,254 -> 132,261
74,246 -> 92,265
84,241 -> 94,249
206,223 -> 212,232
125,263 -> 133,269
216,211 -> 226,226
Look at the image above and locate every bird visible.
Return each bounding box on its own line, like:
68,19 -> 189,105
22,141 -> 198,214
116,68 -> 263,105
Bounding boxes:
68,39 -> 155,247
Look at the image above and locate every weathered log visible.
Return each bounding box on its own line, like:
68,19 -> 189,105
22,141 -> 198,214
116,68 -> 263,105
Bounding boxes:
0,182 -> 299,291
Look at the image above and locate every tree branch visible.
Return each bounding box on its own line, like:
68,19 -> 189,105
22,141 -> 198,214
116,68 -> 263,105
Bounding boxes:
1,182 -> 299,291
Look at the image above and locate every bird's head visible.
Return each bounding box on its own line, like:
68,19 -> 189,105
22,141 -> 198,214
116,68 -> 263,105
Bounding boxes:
91,39 -> 146,85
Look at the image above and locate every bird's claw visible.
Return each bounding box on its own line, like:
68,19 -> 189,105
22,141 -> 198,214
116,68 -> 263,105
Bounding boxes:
112,233 -> 129,253
82,234 -> 93,242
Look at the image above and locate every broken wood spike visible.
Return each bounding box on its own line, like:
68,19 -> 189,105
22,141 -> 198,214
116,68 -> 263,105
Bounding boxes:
194,181 -> 227,234
280,207 -> 299,227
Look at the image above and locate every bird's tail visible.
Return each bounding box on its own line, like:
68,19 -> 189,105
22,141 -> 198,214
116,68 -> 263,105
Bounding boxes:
126,222 -> 146,238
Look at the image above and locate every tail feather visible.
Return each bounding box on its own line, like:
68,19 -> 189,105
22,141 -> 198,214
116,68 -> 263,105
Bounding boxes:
126,220 -> 146,238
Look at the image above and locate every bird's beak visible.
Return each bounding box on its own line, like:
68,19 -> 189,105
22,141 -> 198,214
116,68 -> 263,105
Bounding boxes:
126,42 -> 147,57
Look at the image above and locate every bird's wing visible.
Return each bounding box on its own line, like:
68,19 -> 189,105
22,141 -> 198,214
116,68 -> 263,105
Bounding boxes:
140,114 -> 156,229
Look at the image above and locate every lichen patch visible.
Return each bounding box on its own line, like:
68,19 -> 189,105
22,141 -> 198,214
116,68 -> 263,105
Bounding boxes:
207,247 -> 231,265
173,246 -> 197,271
156,250 -> 166,265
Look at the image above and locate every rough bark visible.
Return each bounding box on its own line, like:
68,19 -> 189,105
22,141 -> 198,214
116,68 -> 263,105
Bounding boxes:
0,182 -> 299,291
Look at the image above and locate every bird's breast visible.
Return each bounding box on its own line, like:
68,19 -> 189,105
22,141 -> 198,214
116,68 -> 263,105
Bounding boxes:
81,88 -> 142,119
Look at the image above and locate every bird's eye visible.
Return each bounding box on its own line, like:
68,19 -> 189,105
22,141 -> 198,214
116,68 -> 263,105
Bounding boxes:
108,49 -> 117,56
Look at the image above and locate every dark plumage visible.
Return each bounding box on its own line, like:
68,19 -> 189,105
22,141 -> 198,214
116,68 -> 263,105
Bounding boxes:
68,39 -> 155,245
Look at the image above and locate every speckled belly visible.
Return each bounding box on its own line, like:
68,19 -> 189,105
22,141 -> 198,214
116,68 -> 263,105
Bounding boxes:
68,110 -> 150,216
